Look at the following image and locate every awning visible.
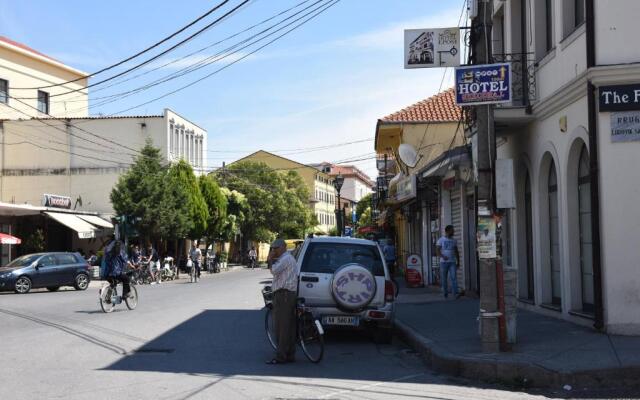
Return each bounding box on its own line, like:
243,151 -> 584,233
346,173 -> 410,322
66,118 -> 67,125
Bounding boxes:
77,215 -> 113,229
44,212 -> 97,239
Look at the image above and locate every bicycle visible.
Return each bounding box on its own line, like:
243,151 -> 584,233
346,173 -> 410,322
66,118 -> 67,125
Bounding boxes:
189,260 -> 198,283
262,286 -> 324,363
99,273 -> 138,313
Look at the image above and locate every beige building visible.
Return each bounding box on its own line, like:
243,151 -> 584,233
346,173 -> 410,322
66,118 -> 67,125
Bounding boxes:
229,150 -> 337,234
0,36 -> 89,119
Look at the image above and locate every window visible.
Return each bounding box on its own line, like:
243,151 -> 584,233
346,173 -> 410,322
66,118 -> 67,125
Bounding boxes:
39,254 -> 57,267
0,78 -> 7,104
37,90 -> 49,114
169,124 -> 174,155
56,253 -> 78,265
574,0 -> 585,28
548,161 -> 561,306
545,0 -> 553,52
301,242 -> 385,276
577,145 -> 594,312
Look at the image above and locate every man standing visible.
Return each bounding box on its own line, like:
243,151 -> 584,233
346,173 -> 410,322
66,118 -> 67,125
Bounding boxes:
143,244 -> 160,284
382,239 -> 397,276
266,239 -> 298,364
190,241 -> 202,278
436,225 -> 461,299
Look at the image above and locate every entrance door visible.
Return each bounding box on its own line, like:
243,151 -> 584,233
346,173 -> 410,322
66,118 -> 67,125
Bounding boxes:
466,194 -> 478,293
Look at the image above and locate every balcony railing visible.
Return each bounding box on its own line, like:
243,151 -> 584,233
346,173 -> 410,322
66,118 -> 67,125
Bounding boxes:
492,52 -> 536,107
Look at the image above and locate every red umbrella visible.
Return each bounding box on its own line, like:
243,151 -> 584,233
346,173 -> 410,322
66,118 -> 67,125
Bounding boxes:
0,233 -> 21,245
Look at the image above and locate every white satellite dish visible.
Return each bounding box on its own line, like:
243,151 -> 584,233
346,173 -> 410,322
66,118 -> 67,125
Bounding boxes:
398,144 -> 419,168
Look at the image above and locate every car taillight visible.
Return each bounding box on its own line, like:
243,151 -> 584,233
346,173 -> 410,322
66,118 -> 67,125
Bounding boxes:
385,280 -> 395,303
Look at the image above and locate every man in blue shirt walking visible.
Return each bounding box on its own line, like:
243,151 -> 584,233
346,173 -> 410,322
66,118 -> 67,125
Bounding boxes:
436,225 -> 461,299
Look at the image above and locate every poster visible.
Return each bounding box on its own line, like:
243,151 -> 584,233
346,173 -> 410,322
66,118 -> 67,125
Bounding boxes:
477,216 -> 496,259
404,28 -> 460,69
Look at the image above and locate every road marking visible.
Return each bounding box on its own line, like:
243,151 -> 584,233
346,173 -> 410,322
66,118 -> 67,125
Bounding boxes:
317,373 -> 426,399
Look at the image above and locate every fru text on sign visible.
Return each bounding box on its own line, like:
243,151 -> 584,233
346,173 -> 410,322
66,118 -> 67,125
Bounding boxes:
454,63 -> 512,106
599,84 -> 640,112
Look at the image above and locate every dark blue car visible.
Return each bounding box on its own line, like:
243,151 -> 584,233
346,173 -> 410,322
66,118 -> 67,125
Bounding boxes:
0,252 -> 91,294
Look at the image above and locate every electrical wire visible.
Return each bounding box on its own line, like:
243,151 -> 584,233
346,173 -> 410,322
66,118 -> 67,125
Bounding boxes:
10,0 -> 252,98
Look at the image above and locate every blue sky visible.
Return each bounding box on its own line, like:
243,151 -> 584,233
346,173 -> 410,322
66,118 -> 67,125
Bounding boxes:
0,0 -> 464,178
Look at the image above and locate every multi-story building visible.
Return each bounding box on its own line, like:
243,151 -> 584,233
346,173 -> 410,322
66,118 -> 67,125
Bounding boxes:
0,36 -> 89,119
485,0 -> 640,334
229,150 -> 337,234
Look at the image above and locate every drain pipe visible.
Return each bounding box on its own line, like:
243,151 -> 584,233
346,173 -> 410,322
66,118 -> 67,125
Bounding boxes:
585,0 -> 604,330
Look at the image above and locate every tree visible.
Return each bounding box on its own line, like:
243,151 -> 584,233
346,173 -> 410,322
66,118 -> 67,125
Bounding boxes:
198,174 -> 228,243
219,187 -> 248,242
166,160 -> 209,240
214,161 -> 315,242
110,139 -> 166,240
355,193 -> 372,221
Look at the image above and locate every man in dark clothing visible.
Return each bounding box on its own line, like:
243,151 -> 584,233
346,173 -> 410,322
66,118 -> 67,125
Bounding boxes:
105,240 -> 134,297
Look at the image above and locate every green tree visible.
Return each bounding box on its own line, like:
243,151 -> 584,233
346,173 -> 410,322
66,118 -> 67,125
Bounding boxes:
198,174 -> 228,242
219,187 -> 248,242
166,160 -> 209,239
355,193 -> 372,221
110,139 -> 166,240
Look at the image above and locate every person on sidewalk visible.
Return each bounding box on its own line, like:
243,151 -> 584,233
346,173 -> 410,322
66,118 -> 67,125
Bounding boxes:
436,225 -> 461,299
382,239 -> 397,276
190,241 -> 202,278
266,239 -> 297,365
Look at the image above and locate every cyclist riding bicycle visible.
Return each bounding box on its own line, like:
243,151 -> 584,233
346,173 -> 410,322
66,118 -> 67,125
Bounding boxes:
142,244 -> 160,283
190,241 -> 202,278
248,246 -> 257,269
104,240 -> 134,298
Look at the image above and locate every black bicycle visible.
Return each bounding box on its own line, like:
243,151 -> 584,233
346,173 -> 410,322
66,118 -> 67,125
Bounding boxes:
262,286 -> 324,363
99,272 -> 138,313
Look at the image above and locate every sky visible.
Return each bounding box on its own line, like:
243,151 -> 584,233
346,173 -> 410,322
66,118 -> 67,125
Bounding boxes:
0,0 -> 465,179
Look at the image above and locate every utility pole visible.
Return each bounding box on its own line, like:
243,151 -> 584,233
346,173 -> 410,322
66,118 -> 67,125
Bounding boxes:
472,0 -> 501,353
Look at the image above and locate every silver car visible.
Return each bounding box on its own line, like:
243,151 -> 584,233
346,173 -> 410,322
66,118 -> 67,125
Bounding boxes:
294,237 -> 395,343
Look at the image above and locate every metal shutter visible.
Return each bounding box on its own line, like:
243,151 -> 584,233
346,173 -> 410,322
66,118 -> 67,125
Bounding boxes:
450,187 -> 464,288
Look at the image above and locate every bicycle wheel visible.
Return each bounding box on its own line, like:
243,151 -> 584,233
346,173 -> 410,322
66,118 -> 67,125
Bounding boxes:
125,285 -> 138,310
264,307 -> 277,351
298,312 -> 324,363
99,284 -> 115,313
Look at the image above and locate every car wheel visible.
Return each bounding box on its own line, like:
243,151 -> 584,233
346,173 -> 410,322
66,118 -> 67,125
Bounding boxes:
74,273 -> 89,291
373,327 -> 393,344
46,286 -> 60,292
14,276 -> 32,294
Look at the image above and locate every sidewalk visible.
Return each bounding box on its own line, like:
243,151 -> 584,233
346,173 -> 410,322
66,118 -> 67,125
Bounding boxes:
393,282 -> 640,389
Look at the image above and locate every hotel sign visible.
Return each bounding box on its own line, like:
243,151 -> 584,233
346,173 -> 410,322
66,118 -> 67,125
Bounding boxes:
599,84 -> 640,112
454,63 -> 512,105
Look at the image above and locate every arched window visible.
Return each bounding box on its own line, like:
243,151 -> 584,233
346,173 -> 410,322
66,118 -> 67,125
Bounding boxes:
548,161 -> 561,305
578,145 -> 594,312
524,172 -> 535,300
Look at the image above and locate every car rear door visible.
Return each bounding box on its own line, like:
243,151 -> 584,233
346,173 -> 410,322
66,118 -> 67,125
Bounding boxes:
55,253 -> 80,285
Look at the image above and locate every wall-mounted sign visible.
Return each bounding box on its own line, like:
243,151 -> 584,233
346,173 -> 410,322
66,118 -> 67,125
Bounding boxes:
404,28 -> 460,69
43,194 -> 71,209
395,174 -> 417,203
477,216 -> 496,259
455,63 -> 512,105
599,84 -> 640,112
610,111 -> 640,142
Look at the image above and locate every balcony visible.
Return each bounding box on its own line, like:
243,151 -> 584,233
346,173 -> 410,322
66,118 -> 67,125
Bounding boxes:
492,52 -> 537,127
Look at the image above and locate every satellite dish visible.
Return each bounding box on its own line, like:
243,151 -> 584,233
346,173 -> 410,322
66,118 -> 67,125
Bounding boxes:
398,144 -> 419,168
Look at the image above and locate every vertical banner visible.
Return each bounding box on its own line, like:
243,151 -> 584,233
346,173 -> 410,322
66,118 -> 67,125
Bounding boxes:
477,216 -> 496,259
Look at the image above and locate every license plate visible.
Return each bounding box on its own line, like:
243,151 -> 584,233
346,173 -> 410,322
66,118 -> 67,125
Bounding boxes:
322,316 -> 359,326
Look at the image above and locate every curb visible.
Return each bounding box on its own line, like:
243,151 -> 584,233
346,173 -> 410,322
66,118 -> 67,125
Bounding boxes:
394,318 -> 640,389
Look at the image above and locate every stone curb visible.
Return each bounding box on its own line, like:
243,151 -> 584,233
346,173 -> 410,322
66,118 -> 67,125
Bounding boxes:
394,318 -> 640,389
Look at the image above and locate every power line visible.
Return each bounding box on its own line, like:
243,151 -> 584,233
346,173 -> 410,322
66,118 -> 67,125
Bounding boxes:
9,0 -> 234,90
63,0 -> 335,114
11,0 -> 252,99
106,0 -> 340,116
204,138 -> 372,154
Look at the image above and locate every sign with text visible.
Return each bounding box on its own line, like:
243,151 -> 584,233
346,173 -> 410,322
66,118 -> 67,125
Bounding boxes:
43,194 -> 71,209
394,174 -> 417,203
405,254 -> 423,287
477,216 -> 496,259
455,63 -> 512,105
599,84 -> 640,112
404,28 -> 460,69
610,111 -> 640,142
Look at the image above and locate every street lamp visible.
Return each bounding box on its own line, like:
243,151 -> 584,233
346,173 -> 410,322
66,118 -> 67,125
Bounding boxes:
333,174 -> 344,236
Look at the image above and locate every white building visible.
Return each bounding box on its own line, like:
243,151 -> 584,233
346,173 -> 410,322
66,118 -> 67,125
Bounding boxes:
312,162 -> 374,203
487,0 -> 640,335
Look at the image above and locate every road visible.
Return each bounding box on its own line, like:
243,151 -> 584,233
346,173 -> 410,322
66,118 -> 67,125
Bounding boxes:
0,268 -> 561,400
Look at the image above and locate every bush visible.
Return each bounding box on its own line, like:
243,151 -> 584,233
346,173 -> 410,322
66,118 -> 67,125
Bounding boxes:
218,251 -> 228,263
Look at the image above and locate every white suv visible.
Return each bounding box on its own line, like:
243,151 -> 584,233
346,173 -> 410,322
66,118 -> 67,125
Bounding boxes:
293,236 -> 395,343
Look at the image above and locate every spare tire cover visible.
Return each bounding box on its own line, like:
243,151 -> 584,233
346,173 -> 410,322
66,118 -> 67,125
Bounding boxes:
331,263 -> 377,310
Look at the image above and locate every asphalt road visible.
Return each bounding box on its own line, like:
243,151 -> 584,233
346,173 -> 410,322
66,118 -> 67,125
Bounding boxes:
0,268 -> 564,400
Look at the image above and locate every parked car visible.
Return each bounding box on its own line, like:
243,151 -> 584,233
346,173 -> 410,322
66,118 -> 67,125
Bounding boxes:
294,237 -> 396,344
0,252 -> 91,294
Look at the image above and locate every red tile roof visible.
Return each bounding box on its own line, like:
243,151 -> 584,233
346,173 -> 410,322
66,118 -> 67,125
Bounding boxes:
0,36 -> 59,63
381,88 -> 461,123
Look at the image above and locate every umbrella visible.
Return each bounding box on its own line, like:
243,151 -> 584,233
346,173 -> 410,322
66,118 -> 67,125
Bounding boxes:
0,233 -> 21,245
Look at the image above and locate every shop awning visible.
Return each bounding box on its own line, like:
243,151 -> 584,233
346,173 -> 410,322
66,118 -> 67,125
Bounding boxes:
77,215 -> 113,229
44,212 -> 97,239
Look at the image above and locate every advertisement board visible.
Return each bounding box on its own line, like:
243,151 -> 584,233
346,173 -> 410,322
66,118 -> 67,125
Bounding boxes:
404,27 -> 460,69
477,216 -> 496,259
405,254 -> 423,287
454,63 -> 512,106
43,194 -> 72,209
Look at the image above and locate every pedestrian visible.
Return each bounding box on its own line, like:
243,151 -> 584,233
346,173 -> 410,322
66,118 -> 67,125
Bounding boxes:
382,239 -> 397,276
436,225 -> 461,299
86,249 -> 97,266
248,246 -> 257,269
265,238 -> 297,365
143,243 -> 160,284
190,241 -> 202,278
